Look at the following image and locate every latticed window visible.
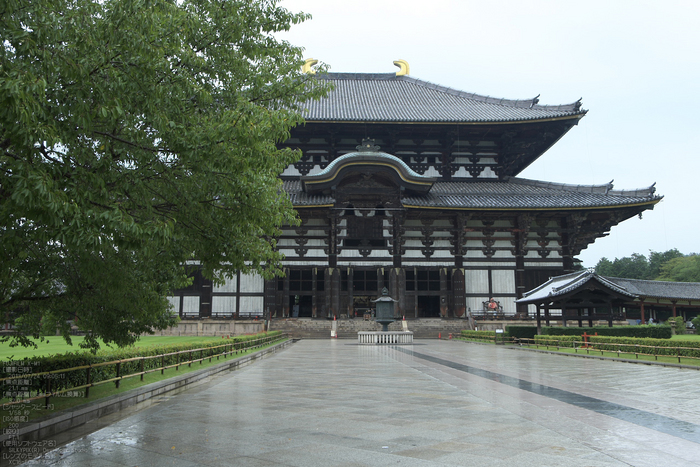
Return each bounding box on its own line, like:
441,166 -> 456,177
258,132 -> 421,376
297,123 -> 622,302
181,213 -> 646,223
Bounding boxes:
345,215 -> 385,247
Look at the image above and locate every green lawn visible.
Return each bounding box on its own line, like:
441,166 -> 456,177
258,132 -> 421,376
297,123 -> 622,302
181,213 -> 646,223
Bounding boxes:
0,335 -> 225,360
0,336 -> 287,427
456,335 -> 700,367
670,333 -> 700,341
522,344 -> 700,366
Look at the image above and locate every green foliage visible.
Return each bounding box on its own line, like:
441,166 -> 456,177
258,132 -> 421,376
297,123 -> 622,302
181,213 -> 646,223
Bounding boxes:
657,255 -> 700,282
593,249 -> 698,282
505,326 -> 538,339
533,334 -> 700,357
648,249 -> 684,278
587,336 -> 700,358
0,0 -> 329,350
668,316 -> 686,335
595,253 -> 649,279
533,335 -> 578,348
692,316 -> 700,330
541,326 -> 672,339
460,330 -> 496,341
594,249 -> 680,280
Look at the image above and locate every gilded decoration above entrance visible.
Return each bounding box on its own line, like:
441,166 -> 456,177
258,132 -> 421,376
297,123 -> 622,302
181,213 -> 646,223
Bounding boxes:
301,139 -> 437,196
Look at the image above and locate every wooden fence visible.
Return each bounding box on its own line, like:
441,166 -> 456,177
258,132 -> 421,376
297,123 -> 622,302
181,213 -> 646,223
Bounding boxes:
514,337 -> 700,364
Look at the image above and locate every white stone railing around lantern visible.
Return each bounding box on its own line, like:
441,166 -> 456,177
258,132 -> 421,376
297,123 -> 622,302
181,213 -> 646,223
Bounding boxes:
357,331 -> 414,345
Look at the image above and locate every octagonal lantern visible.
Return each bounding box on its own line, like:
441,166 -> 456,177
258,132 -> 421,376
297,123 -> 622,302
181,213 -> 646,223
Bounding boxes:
373,287 -> 397,332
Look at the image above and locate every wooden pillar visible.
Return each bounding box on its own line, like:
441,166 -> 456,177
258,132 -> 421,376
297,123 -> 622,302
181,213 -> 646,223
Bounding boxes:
607,300 -> 613,327
235,272 -> 241,319
672,300 -> 677,318
588,307 -> 593,328
562,301 -> 567,327
640,299 -> 646,325
312,268 -> 318,318
347,267 -> 354,319
536,305 -> 542,334
452,269 -> 466,318
283,268 -> 290,318
440,268 -> 448,318
329,268 -> 340,319
578,308 -> 583,328
545,304 -> 550,327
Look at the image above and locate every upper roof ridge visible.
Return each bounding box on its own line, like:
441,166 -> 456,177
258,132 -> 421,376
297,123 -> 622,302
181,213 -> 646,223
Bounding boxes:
315,72 -> 586,113
506,177 -> 659,198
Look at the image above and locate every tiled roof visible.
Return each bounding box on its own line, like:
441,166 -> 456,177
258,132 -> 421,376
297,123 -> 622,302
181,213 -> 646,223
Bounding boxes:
517,270 -> 700,303
302,73 -> 586,123
282,177 -> 659,209
402,178 -> 659,209
518,271 -> 637,303
283,180 -> 333,206
605,277 -> 700,301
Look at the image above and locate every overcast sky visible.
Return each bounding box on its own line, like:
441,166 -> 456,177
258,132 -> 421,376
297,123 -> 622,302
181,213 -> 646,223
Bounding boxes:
279,0 -> 700,268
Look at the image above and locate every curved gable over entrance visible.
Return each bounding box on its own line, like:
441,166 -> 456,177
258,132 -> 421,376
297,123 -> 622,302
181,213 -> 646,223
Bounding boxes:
301,141 -> 436,196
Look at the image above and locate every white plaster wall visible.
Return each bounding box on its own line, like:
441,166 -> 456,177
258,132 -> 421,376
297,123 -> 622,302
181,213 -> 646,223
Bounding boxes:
524,262 -> 563,268
166,296 -> 179,315
403,240 -> 424,247
492,270 -> 515,294
467,297 -> 487,314
339,249 -> 390,258
465,270 -> 489,294
430,250 -> 454,258
240,296 -> 264,313
281,165 -> 301,177
182,296 -> 200,316
212,296 -> 236,315
305,229 -> 326,236
213,277 -> 237,293
302,249 -> 328,257
240,273 -> 264,293
399,261 -> 454,267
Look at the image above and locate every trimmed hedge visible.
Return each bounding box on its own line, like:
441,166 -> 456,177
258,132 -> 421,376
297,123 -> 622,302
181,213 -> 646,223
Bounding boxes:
532,335 -> 700,358
540,325 -> 671,339
588,336 -> 700,358
2,332 -> 285,398
506,326 -> 538,340
460,330 -> 497,342
533,336 -> 578,348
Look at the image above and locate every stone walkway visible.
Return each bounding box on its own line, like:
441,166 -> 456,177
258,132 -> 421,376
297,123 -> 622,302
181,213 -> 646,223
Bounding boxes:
19,340 -> 700,466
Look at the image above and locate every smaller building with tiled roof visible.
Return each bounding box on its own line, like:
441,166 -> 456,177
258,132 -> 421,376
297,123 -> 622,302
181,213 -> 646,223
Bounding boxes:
518,270 -> 700,328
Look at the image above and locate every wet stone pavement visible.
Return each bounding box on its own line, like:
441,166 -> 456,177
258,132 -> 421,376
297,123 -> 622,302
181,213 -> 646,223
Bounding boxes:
19,340 -> 700,466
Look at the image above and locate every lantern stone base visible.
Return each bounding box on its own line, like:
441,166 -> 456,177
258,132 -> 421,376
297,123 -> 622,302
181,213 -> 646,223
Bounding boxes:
358,331 -> 414,345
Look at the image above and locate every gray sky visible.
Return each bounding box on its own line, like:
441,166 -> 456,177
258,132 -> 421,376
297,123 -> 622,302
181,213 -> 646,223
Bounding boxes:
279,0 -> 700,267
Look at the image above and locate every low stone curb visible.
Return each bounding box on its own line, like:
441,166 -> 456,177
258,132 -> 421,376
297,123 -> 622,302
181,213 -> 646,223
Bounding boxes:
0,339 -> 295,445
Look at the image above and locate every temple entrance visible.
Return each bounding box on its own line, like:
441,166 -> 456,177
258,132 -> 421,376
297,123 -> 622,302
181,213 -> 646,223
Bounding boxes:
353,295 -> 374,319
417,296 -> 440,317
289,294 -> 313,317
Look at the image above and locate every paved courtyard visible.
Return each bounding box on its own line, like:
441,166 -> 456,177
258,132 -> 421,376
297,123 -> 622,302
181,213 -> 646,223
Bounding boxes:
20,340 -> 700,466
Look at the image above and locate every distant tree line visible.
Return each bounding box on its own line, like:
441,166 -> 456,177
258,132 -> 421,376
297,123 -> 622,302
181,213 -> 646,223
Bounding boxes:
594,249 -> 700,282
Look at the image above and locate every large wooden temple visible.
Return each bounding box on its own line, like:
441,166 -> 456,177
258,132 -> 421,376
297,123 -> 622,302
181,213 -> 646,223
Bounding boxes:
168,61 -> 662,323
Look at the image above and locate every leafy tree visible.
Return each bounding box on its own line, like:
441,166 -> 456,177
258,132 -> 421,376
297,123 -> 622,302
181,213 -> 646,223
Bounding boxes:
594,253 -> 649,279
1,0 -> 329,350
594,249 -> 693,281
657,255 -> 700,282
648,248 -> 684,279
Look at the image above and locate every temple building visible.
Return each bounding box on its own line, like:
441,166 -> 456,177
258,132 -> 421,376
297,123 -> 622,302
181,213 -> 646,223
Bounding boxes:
168,61 -> 662,323
517,270 -> 700,330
